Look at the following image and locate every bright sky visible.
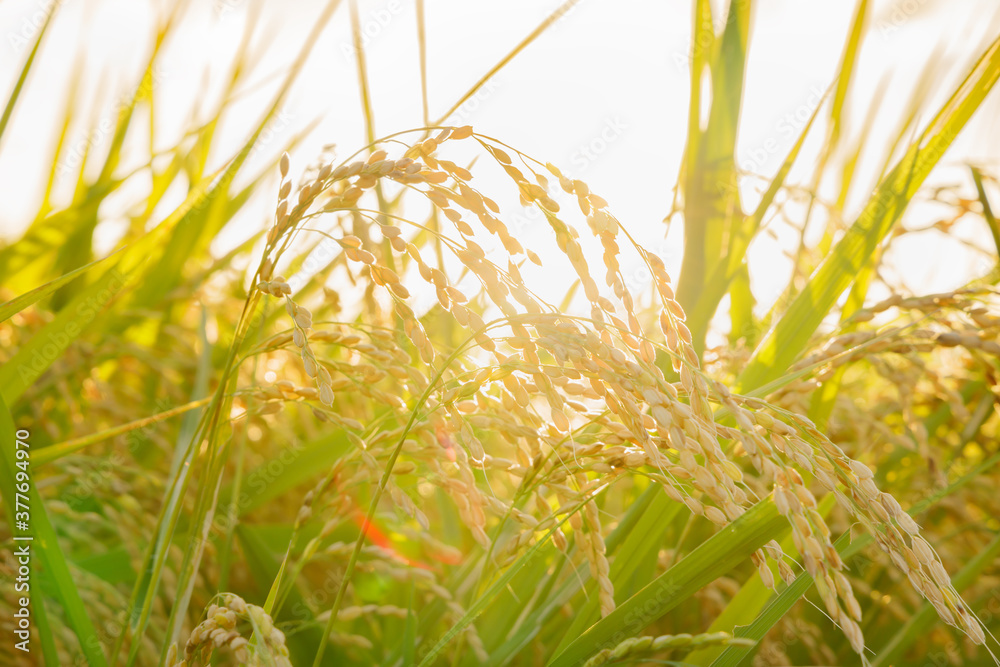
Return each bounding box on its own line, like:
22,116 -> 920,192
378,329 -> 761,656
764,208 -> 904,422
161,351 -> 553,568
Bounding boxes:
1,0 -> 999,326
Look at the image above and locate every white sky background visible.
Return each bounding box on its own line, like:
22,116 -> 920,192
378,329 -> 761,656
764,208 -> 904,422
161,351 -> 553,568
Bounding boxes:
1,0 -> 999,332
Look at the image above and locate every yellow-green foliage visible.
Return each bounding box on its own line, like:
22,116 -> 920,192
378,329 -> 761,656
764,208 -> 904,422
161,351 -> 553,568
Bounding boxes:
1,2 -> 999,666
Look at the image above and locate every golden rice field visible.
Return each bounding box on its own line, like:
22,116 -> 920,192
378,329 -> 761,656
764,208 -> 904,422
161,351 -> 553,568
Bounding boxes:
1,1 -> 1000,665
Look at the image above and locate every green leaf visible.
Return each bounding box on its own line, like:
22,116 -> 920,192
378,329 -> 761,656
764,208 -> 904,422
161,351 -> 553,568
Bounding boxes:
0,260 -> 139,405
708,538 -> 849,667
237,525 -> 341,666
0,1 -> 59,148
709,448 -> 1000,667
0,164 -> 224,406
830,0 -> 869,147
554,490 -> 682,653
75,547 -> 136,586
32,397 -> 212,468
0,394 -> 108,666
683,495 -> 835,667
478,541 -> 561,653
417,496 -> 596,666
677,0 -> 751,342
971,166 -> 1000,260
0,248 -> 124,324
738,32 -> 1000,393
547,498 -> 784,667
476,483 -> 662,664
684,80 -> 828,345
403,579 -> 417,667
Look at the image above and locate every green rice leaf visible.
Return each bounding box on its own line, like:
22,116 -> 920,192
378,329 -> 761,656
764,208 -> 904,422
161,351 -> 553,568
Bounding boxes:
547,498 -> 784,667
0,394 -> 108,666
709,447 -> 1000,667
0,247 -> 124,324
738,32 -> 1000,392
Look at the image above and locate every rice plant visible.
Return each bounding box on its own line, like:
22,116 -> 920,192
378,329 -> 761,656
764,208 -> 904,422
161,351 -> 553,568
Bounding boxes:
2,1 -> 1000,666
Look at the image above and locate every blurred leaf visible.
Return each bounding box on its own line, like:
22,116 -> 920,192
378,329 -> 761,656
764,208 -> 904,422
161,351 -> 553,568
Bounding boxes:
33,397 -> 212,468
0,1 -> 59,148
238,525 -> 341,666
738,33 -> 1000,393
685,81 -> 828,344
417,495 -> 595,666
0,165 -> 225,406
871,531 -> 1000,667
0,247 -> 123,324
0,395 -> 108,666
676,0 -> 750,350
971,166 -> 1000,259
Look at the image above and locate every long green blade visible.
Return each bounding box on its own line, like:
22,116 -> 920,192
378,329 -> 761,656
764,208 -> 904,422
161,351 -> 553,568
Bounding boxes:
547,498 -> 784,667
0,248 -> 124,324
737,33 -> 1000,392
0,395 -> 108,666
709,448 -> 1000,667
